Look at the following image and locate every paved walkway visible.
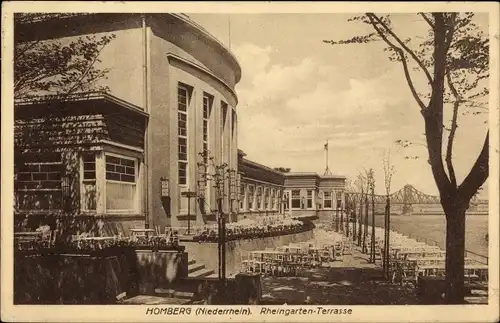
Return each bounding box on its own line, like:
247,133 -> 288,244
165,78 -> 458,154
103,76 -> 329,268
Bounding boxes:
261,246 -> 419,305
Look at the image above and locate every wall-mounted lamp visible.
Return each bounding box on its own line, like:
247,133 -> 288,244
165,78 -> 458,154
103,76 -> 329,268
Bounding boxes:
160,177 -> 171,218
161,177 -> 170,197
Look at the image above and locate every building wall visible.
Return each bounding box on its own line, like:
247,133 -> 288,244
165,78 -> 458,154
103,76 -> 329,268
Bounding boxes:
282,174 -> 346,220
148,30 -> 239,230
237,157 -> 286,221
15,14 -> 241,234
147,27 -> 171,230
148,14 -> 240,89
92,28 -> 145,107
17,25 -> 145,107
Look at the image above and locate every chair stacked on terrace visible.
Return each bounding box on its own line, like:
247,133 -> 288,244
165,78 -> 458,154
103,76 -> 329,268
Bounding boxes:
239,228 -> 347,276
371,227 -> 488,287
192,216 -> 306,242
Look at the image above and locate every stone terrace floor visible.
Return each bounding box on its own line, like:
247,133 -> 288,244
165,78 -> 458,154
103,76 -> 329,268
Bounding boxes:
261,246 -> 419,305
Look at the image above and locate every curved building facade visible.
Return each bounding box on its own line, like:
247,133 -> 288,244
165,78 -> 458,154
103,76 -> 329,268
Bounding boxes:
14,13 -> 241,232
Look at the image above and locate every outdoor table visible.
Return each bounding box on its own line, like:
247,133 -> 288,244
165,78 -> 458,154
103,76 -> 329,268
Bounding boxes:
250,251 -> 264,261
15,231 -> 44,242
407,256 -> 445,264
408,251 -> 446,258
241,260 -> 251,273
15,232 -> 43,237
130,229 -> 156,238
287,246 -> 302,254
252,261 -> 265,273
398,250 -> 444,260
416,263 -> 487,279
76,236 -> 116,241
261,250 -> 281,263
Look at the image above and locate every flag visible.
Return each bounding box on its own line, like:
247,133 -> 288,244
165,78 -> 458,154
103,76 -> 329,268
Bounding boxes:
324,142 -> 328,150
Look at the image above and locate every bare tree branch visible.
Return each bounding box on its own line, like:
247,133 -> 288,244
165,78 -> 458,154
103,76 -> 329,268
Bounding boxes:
368,13 -> 433,86
458,131 -> 489,202
64,43 -> 108,97
445,72 -> 461,188
15,40 -> 41,62
366,14 -> 427,111
419,12 -> 434,29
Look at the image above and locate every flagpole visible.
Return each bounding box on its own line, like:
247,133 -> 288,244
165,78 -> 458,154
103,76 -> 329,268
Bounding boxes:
228,15 -> 231,49
326,140 -> 328,171
324,140 -> 332,175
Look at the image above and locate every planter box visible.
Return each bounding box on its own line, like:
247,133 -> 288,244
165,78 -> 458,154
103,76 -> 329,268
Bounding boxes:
135,250 -> 188,295
14,248 -> 188,304
14,251 -> 137,304
234,273 -> 262,305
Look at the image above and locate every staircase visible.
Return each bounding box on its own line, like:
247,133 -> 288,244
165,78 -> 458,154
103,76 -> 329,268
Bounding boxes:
187,258 -> 215,278
120,259 -> 216,305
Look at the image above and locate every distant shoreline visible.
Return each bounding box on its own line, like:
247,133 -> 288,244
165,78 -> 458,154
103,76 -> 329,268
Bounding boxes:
373,212 -> 488,216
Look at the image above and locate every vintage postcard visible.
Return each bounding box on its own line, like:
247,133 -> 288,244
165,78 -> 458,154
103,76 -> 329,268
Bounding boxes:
1,1 -> 499,322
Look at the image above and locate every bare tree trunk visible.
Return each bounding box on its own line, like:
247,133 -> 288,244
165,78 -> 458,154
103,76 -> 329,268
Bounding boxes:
358,196 -> 363,247
363,195 -> 369,254
383,197 -> 391,279
352,204 -> 357,242
387,200 -> 391,279
346,209 -> 350,237
444,202 -> 467,304
371,194 -> 375,263
340,209 -> 344,233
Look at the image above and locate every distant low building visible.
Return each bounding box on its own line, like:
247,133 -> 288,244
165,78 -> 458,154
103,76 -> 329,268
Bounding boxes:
237,150 -> 346,221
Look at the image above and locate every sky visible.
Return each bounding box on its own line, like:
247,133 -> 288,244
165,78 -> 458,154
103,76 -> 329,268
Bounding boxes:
188,13 -> 490,197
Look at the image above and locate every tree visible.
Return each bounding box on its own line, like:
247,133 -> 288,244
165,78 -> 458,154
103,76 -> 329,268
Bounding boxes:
14,14 -> 115,216
362,170 -> 370,254
367,168 -> 376,263
325,13 -> 489,303
14,13 -> 115,100
344,179 -> 358,240
274,167 -> 291,173
354,172 -> 366,247
382,150 -> 396,279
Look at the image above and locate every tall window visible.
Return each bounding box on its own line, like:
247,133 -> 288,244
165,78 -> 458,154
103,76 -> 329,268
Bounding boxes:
284,191 -> 290,210
82,153 -> 97,210
178,84 -> 190,185
239,183 -> 245,210
220,101 -> 228,162
271,189 -> 275,210
323,191 -> 333,209
264,188 -> 269,210
291,190 -> 301,209
248,185 -> 254,210
256,186 -> 262,210
231,110 -> 236,138
307,190 -> 313,208
202,93 -> 213,166
105,154 -> 137,212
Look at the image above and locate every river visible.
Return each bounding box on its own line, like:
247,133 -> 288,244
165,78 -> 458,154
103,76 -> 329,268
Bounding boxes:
370,214 -> 488,257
